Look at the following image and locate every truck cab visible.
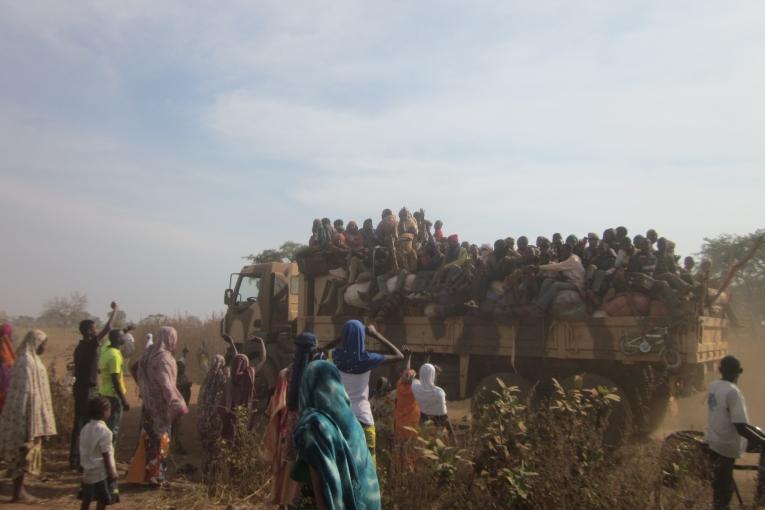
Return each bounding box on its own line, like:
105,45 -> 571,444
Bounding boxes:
222,262 -> 301,412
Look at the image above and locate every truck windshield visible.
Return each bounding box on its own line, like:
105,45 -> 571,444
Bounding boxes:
236,275 -> 262,303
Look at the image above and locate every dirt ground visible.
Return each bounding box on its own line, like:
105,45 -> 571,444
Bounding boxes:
2,325 -> 764,508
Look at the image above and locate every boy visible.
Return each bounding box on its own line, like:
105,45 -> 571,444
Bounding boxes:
79,397 -> 119,510
98,330 -> 130,446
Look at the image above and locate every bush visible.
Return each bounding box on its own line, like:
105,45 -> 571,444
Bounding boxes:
204,406 -> 272,504
47,360 -> 74,448
376,377 -> 657,510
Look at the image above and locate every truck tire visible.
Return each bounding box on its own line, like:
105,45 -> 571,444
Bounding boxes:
471,372 -> 530,419
560,373 -> 633,447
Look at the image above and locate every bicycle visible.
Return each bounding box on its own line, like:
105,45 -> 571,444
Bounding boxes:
655,430 -> 765,509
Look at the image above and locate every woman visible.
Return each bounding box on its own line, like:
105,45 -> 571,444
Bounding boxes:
224,336 -> 266,438
292,360 -> 381,510
329,320 -> 403,462
126,326 -> 188,486
411,363 -> 456,444
0,323 -> 16,413
197,354 -> 228,477
0,330 -> 57,503
265,332 -> 324,507
393,351 -> 420,470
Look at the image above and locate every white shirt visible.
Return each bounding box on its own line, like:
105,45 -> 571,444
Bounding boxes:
706,379 -> 749,459
79,420 -> 114,484
538,254 -> 586,292
412,379 -> 448,416
339,370 -> 374,426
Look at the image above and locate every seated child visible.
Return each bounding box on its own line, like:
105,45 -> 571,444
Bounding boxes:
79,397 -> 119,510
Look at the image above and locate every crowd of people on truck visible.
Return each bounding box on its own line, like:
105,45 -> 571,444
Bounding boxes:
300,209 -> 732,324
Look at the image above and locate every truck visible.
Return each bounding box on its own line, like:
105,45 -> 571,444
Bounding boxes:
222,260 -> 728,439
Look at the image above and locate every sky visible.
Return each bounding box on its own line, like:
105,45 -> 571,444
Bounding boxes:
1,1 -> 764,320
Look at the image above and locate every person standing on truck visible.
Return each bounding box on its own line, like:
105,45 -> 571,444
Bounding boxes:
326,320 -> 404,463
706,355 -> 765,510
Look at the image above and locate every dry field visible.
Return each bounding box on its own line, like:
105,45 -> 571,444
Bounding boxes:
1,324 -> 764,509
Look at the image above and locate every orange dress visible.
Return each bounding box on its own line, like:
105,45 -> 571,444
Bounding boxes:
394,378 -> 421,470
0,332 -> 16,414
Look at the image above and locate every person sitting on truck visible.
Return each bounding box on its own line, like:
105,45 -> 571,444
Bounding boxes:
332,219 -> 347,249
705,355 -> 765,510
397,207 -> 419,237
433,220 -> 445,242
654,238 -> 693,295
532,243 -> 585,312
411,363 -> 457,445
361,218 -> 378,249
326,321 -> 404,463
344,221 -> 364,251
646,228 -> 659,253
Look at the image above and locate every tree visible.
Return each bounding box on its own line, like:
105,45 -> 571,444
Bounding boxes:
244,241 -> 306,263
38,292 -> 91,327
700,229 -> 765,330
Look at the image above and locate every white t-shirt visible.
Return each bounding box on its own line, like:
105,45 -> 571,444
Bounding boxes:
706,379 -> 749,459
339,370 -> 374,426
79,420 -> 114,484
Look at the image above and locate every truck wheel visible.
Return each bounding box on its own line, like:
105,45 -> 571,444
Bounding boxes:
471,372 -> 530,419
560,373 -> 633,447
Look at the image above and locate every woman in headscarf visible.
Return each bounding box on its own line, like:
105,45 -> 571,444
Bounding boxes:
328,320 -> 403,463
265,332 -> 325,507
126,326 -> 188,486
223,336 -> 266,438
411,363 -> 456,444
292,360 -> 381,510
197,354 -> 229,479
0,323 -> 16,414
0,330 -> 56,503
393,350 -> 420,470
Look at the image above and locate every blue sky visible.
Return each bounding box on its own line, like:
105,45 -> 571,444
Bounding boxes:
1,1 -> 764,320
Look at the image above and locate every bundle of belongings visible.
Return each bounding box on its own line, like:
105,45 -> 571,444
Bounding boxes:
296,211 -> 736,324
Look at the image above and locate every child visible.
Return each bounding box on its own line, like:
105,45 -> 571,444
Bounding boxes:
79,397 -> 119,510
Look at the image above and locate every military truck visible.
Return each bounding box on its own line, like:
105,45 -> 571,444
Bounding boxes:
222,260 -> 728,436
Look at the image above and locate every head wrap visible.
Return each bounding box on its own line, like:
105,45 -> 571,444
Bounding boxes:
332,320 -> 384,375
292,361 -> 381,508
0,330 -> 57,460
136,326 -> 188,435
447,234 -> 459,245
230,353 -> 256,408
288,332 -> 324,411
412,363 -> 447,416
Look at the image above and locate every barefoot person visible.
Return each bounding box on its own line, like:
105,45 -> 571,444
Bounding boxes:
0,330 -> 57,503
127,326 -> 188,486
293,360 -> 381,510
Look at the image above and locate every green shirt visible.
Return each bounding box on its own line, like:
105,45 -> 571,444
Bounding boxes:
98,346 -> 126,398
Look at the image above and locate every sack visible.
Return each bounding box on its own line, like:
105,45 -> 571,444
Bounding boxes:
344,282 -> 371,309
600,292 -> 651,316
551,290 -> 587,320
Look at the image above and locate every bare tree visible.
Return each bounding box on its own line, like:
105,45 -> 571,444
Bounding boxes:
38,292 -> 91,327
